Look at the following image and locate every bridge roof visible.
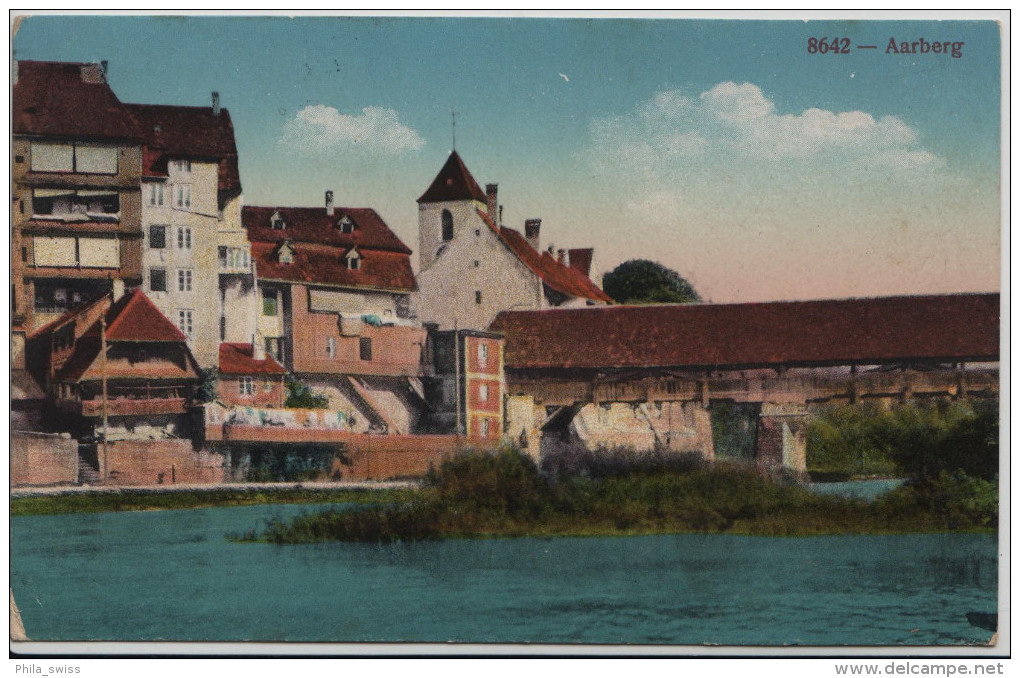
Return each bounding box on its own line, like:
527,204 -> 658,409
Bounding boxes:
490,293 -> 1000,371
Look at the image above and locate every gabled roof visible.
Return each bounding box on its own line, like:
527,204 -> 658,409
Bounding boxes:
478,210 -> 612,303
417,151 -> 487,204
243,206 -> 411,254
219,343 -> 287,376
102,289 -> 189,342
42,290 -> 196,383
126,103 -> 241,192
491,293 -> 1001,371
13,60 -> 142,141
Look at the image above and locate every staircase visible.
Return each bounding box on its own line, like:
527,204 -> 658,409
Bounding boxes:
77,457 -> 102,485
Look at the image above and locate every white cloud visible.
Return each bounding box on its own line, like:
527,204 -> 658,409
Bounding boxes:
280,104 -> 425,155
588,82 -> 943,177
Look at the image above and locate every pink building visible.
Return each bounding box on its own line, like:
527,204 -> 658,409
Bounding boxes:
217,342 -> 286,408
243,196 -> 430,435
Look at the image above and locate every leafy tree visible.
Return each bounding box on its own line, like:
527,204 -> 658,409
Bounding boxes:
284,376 -> 329,409
602,259 -> 701,304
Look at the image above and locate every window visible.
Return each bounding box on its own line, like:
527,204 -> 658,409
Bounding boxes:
338,216 -> 355,234
359,337 -> 372,361
271,211 -> 285,230
239,376 -> 254,396
326,337 -> 336,358
279,244 -> 294,265
31,142 -> 117,174
148,183 -> 164,207
174,159 -> 191,173
475,291 -> 482,305
21,247 -> 27,262
481,418 -> 490,438
475,229 -> 480,236
474,260 -> 480,268
262,380 -> 274,393
149,225 -> 167,249
347,253 -> 360,270
177,227 -> 191,250
174,184 -> 191,209
478,342 -> 489,365
479,383 -> 489,402
33,188 -> 119,219
150,268 -> 167,292
177,269 -> 193,292
263,290 -> 278,316
441,209 -> 454,241
177,309 -> 193,337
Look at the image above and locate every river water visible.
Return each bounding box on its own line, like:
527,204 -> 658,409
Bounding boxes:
10,503 -> 997,646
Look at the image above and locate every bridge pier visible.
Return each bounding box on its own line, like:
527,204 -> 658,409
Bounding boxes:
753,403 -> 810,477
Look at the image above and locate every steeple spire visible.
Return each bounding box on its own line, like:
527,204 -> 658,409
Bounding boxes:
451,109 -> 457,151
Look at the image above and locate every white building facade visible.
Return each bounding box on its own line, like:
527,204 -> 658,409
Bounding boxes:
415,151 -> 611,332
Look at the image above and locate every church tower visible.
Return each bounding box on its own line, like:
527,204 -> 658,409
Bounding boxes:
417,151 -> 489,271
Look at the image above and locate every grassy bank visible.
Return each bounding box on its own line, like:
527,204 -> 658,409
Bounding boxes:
241,449 -> 998,543
11,487 -> 416,517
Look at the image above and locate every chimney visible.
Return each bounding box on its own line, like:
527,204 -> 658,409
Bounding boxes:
557,248 -> 567,266
525,219 -> 541,251
100,60 -> 109,81
252,335 -> 266,360
112,278 -> 125,302
212,91 -> 220,116
568,248 -> 594,277
325,190 -> 335,216
486,184 -> 498,222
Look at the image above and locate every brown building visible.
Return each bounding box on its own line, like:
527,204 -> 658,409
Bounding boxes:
27,289 -> 201,443
243,197 -> 430,434
13,60 -> 145,335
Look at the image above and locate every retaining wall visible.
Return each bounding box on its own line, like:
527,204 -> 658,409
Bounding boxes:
11,432 -> 78,487
101,440 -> 227,486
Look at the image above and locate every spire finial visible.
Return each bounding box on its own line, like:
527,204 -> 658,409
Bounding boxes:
451,109 -> 457,151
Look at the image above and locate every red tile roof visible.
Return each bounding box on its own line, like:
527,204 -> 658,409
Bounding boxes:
103,290 -> 188,342
244,205 -> 416,292
244,206 -> 411,254
126,103 -> 241,192
219,343 -> 287,376
47,291 -> 196,383
417,151 -> 487,203
491,293 -> 1000,371
251,241 -> 416,291
478,210 -> 612,303
13,61 -> 142,141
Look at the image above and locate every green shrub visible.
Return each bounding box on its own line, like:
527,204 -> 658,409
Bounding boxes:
540,442 -> 707,480
284,376 -> 329,409
807,399 -> 998,480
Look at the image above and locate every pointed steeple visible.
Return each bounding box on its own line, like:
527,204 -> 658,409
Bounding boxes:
417,151 -> 487,204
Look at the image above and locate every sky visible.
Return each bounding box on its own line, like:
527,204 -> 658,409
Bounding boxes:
12,14 -> 1003,303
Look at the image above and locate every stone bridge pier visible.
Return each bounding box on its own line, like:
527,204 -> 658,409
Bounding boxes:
753,402 -> 810,477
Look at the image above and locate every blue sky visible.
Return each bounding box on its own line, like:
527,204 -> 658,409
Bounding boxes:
13,15 -> 1002,302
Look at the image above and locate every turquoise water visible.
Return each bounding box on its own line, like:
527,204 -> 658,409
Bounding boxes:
11,503 -> 997,645
808,478 -> 906,501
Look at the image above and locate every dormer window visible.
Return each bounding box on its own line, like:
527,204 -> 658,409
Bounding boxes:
278,241 -> 295,264
338,216 -> 355,234
270,210 -> 286,230
345,248 -> 361,270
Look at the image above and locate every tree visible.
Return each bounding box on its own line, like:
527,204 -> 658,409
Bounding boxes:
602,259 -> 701,304
284,375 -> 329,409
